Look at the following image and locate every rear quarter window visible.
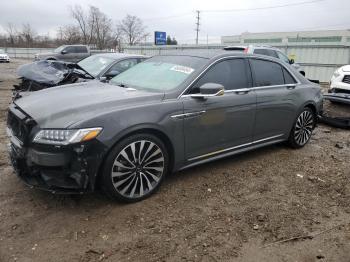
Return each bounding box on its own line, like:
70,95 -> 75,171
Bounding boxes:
283,68 -> 297,84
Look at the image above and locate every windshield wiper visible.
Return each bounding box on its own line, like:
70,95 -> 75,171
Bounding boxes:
114,82 -> 129,88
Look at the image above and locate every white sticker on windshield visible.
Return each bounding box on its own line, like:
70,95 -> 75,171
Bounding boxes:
170,65 -> 194,75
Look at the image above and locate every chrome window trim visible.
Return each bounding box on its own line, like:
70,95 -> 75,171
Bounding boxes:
180,84 -> 298,98
188,134 -> 284,161
171,110 -> 206,119
177,56 -> 301,99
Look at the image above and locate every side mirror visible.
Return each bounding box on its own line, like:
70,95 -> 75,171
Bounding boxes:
61,50 -> 67,55
289,59 -> 295,64
105,70 -> 120,79
99,76 -> 108,82
191,83 -> 224,99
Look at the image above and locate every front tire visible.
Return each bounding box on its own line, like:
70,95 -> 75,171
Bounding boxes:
288,107 -> 315,148
100,134 -> 169,202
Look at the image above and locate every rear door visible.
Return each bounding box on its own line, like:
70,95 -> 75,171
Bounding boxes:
74,46 -> 89,62
182,58 -> 257,161
249,58 -> 299,140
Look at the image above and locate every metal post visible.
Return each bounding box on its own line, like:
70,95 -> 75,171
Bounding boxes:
195,10 -> 200,45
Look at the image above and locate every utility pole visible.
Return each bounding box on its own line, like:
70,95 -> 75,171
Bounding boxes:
195,10 -> 200,45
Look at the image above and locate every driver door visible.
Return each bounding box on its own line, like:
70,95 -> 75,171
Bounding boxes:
181,58 -> 257,161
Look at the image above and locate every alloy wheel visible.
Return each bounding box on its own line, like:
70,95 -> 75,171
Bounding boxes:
111,140 -> 165,199
294,110 -> 314,146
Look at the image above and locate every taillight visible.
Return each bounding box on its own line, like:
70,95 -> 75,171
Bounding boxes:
244,48 -> 248,53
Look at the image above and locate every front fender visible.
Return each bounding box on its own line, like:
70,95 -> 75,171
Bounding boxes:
76,99 -> 186,172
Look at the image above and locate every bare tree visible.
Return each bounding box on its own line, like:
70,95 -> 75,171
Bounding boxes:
70,5 -> 95,45
57,25 -> 82,44
4,23 -> 17,46
20,23 -> 36,47
113,25 -> 124,52
117,15 -> 148,46
90,6 -> 112,49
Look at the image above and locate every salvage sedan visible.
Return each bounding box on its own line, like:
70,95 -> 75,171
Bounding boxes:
7,51 -> 323,202
13,53 -> 146,97
0,49 -> 10,63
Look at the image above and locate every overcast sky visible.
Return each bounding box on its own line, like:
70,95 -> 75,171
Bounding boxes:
0,0 -> 349,44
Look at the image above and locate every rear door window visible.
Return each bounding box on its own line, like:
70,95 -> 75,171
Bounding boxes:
250,59 -> 285,86
191,58 -> 250,93
75,46 -> 88,53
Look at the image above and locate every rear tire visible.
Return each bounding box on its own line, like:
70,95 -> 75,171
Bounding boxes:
288,107 -> 316,148
100,134 -> 169,202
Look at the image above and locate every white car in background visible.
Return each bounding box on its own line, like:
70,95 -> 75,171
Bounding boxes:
0,49 -> 10,63
330,65 -> 350,93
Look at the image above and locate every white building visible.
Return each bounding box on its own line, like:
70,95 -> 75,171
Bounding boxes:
221,29 -> 350,45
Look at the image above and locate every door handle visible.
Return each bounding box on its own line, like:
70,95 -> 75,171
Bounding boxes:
286,84 -> 296,90
234,88 -> 250,95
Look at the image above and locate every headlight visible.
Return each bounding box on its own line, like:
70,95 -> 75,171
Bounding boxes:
333,70 -> 340,78
33,128 -> 102,145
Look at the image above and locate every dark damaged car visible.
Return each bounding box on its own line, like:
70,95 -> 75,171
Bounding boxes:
13,53 -> 146,98
7,51 -> 323,202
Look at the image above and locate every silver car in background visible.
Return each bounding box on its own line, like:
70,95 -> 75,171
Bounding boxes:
224,45 -> 305,76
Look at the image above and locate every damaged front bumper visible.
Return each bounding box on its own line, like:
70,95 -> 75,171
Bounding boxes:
318,93 -> 350,129
323,92 -> 350,105
7,136 -> 106,194
6,105 -> 107,194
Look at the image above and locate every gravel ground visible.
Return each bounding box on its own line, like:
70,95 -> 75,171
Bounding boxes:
0,60 -> 350,262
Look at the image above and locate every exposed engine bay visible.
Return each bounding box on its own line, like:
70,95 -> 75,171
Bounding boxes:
13,60 -> 94,99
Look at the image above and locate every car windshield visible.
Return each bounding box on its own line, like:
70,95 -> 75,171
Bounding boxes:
77,55 -> 115,77
110,55 -> 206,92
0,49 -> 5,53
54,46 -> 66,53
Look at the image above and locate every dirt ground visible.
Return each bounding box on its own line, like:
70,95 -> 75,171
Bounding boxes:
0,60 -> 350,262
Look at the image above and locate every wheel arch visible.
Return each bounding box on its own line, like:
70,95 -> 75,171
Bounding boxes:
93,125 -> 175,189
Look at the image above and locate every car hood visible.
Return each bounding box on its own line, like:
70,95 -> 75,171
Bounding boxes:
341,65 -> 350,72
14,81 -> 164,128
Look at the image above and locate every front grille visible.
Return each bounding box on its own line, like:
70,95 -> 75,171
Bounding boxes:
342,75 -> 350,84
14,79 -> 49,92
7,109 -> 35,145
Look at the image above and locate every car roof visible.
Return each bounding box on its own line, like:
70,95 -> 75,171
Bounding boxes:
224,44 -> 281,51
156,49 -> 281,60
90,53 -> 146,60
157,49 -> 241,59
61,44 -> 88,47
